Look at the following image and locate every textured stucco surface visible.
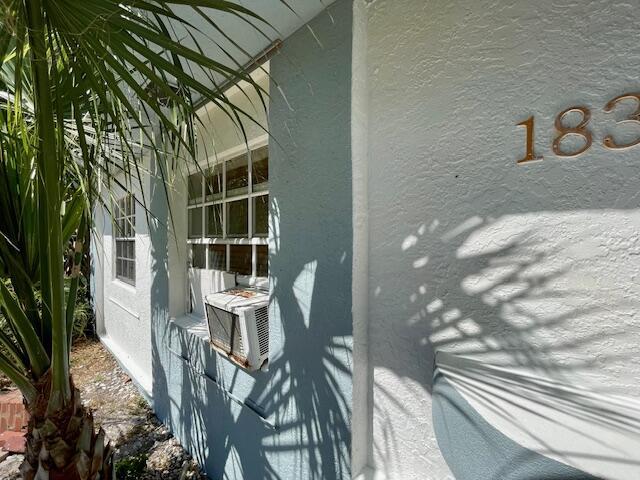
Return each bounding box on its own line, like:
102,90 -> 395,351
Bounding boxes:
432,370 -> 599,480
351,0 -> 371,475
360,0 -> 640,478
267,1 -> 354,476
95,168 -> 154,396
95,3 -> 354,477
149,2 -> 354,479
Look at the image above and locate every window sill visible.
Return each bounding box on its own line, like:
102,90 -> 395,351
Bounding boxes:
111,278 -> 136,293
170,314 -> 209,342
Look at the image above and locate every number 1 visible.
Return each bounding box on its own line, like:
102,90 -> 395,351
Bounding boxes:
517,116 -> 543,164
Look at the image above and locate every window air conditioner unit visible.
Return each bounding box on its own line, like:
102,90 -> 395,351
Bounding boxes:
204,288 -> 269,371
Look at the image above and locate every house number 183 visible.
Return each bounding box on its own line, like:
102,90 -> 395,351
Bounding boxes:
516,92 -> 640,164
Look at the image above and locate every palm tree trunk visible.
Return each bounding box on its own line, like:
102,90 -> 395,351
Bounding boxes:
20,1 -> 115,477
21,375 -> 114,480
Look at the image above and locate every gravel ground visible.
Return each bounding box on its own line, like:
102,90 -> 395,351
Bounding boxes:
0,339 -> 208,480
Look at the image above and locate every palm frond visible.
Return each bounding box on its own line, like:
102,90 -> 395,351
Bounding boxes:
0,0 -> 274,410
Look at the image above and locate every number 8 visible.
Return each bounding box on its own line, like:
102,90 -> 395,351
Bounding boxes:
552,106 -> 592,157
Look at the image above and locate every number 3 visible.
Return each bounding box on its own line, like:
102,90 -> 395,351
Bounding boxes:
603,93 -> 640,150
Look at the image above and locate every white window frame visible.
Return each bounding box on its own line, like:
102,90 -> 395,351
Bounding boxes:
187,135 -> 269,279
114,194 -> 136,286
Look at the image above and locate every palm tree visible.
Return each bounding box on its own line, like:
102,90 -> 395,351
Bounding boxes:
0,1 -> 267,478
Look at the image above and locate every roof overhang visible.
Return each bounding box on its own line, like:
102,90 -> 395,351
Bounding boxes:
172,1 -> 337,103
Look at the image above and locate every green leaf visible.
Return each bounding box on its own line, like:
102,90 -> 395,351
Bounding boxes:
0,279 -> 49,377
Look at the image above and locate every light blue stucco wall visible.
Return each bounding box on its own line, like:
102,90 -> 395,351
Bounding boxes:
432,369 -> 599,480
149,1 -> 353,479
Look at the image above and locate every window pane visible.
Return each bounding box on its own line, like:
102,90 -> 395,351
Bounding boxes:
256,245 -> 268,277
205,164 -> 223,202
229,245 -> 252,275
226,199 -> 248,237
128,260 -> 136,283
116,198 -> 124,218
252,146 -> 268,193
208,245 -> 226,270
116,259 -> 123,278
253,195 -> 268,237
114,195 -> 136,285
115,218 -> 123,237
205,204 -> 223,237
188,207 -> 203,239
190,244 -> 206,269
188,172 -> 204,205
226,154 -> 248,197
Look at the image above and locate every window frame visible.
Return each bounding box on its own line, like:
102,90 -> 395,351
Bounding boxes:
187,135 -> 269,279
114,194 -> 136,286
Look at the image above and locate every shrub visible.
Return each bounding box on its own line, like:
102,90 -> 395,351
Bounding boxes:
115,453 -> 148,480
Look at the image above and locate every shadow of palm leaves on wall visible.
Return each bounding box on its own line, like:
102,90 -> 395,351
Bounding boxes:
243,196 -> 352,479
149,194 -> 352,480
370,215 -> 639,476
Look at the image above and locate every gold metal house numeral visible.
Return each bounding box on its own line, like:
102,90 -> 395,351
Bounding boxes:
603,93 -> 640,150
516,116 -> 543,164
515,92 -> 640,165
552,106 -> 592,157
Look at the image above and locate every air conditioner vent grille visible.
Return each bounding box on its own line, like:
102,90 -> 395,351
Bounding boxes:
255,305 -> 269,356
206,304 -> 245,357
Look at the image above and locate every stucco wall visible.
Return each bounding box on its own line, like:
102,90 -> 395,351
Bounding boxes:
268,0 -> 354,476
149,1 -> 354,479
357,0 -> 640,478
95,169 -> 154,397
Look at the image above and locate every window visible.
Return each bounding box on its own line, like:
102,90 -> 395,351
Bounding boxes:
189,244 -> 206,269
256,245 -> 268,277
187,144 -> 269,277
114,194 -> 136,285
208,245 -> 226,270
188,207 -> 203,238
227,199 -> 248,237
253,195 -> 268,237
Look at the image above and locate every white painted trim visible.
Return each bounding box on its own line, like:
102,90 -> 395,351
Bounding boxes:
186,266 -> 268,285
187,190 -> 269,209
195,65 -> 270,118
188,134 -> 269,174
171,314 -> 209,341
108,296 -> 140,320
187,237 -> 268,245
99,334 -> 153,402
